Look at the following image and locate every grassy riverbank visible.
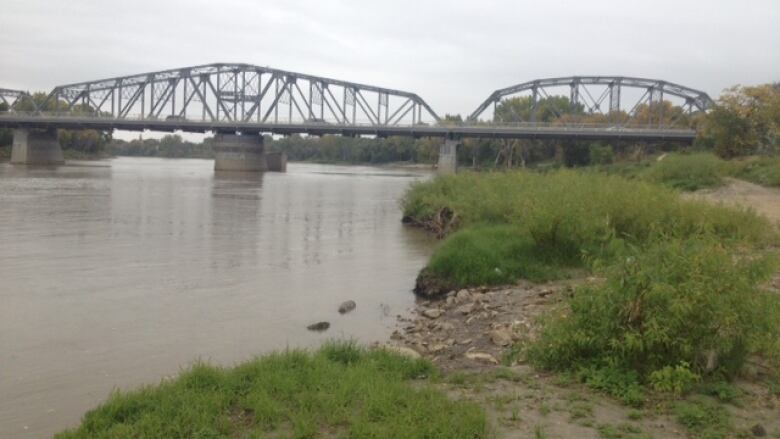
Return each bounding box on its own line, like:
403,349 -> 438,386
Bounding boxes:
403,170 -> 774,292
56,342 -> 487,438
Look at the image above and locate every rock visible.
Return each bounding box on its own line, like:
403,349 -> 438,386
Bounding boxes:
751,424 -> 766,437
438,322 -> 455,332
429,344 -> 446,353
455,289 -> 472,303
422,308 -> 443,319
465,351 -> 499,364
456,303 -> 475,315
306,321 -> 330,332
445,296 -> 455,306
381,345 -> 422,359
338,300 -> 357,314
538,288 -> 554,297
414,268 -> 458,299
460,338 -> 472,345
489,329 -> 513,346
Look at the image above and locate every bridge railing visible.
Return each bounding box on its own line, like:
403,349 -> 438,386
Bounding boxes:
0,111 -> 696,134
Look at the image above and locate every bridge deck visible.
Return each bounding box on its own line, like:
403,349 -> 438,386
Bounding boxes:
0,115 -> 696,142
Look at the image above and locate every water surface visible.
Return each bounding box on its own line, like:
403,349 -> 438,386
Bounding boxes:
0,157 -> 433,438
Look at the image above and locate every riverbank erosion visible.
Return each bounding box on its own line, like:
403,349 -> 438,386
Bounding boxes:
397,169 -> 780,438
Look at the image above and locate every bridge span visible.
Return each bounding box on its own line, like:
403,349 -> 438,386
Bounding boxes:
0,63 -> 712,173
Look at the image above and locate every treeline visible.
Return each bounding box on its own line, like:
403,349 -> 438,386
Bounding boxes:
108,135 -> 216,158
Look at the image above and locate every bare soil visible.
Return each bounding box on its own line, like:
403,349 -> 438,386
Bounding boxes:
688,178 -> 780,225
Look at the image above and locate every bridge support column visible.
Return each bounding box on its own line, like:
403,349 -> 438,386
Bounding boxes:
11,128 -> 64,165
265,152 -> 287,172
213,133 -> 268,172
437,138 -> 459,174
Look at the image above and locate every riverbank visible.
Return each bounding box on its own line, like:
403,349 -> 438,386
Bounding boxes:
393,170 -> 780,438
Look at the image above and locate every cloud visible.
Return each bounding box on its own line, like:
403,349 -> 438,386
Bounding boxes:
1,0 -> 778,116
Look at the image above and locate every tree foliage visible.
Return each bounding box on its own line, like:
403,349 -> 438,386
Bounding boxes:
701,84 -> 780,158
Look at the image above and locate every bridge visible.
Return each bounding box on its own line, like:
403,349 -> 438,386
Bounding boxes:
0,63 -> 713,173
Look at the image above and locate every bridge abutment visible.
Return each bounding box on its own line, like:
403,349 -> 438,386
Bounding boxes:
437,138 -> 459,174
11,128 -> 64,165
213,133 -> 269,172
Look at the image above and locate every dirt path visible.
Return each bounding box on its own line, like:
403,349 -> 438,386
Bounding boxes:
688,178 -> 780,224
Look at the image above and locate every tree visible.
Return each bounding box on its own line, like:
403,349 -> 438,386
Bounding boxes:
701,84 -> 780,158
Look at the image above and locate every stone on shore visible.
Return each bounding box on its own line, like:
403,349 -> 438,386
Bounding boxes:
422,308 -> 443,319
306,321 -> 330,332
465,351 -> 499,364
338,300 -> 357,314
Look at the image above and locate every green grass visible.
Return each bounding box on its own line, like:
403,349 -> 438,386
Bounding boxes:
404,170 -> 774,291
641,153 -> 734,191
56,341 -> 487,438
737,156 -> 780,187
674,398 -> 733,439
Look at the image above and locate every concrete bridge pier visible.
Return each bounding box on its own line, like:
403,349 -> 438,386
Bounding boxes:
11,128 -> 64,165
213,133 -> 287,172
437,137 -> 460,174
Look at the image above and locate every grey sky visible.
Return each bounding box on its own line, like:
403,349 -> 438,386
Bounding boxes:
2,0 -> 778,117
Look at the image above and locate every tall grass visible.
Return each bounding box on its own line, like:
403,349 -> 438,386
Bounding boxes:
403,170 -> 774,289
737,156 -> 780,187
56,342 -> 487,438
641,153 -> 734,191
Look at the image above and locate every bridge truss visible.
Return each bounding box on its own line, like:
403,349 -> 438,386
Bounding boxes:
0,88 -> 36,111
41,63 -> 441,126
468,76 -> 715,128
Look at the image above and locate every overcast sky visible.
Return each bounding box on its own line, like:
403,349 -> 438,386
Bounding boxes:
2,0 -> 778,117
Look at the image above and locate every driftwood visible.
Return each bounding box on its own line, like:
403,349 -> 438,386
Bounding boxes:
402,207 -> 461,239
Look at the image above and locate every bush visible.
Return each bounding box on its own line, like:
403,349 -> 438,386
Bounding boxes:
527,237 -> 780,390
642,153 -> 732,191
649,363 -> 700,395
589,143 -> 614,165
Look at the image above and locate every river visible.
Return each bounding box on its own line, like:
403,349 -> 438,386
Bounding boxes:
0,157 -> 434,438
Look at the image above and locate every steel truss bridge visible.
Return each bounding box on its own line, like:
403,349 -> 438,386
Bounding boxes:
0,64 -> 714,142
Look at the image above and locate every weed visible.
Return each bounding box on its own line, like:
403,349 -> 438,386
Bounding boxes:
642,152 -> 733,191
674,397 -> 732,438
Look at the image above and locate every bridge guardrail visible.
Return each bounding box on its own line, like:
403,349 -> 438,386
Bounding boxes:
0,112 -> 695,133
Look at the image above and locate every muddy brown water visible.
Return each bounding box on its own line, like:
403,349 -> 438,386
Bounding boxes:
0,157 -> 435,438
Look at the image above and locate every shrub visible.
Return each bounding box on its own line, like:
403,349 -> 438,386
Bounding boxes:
527,237 -> 780,390
642,153 -> 732,191
649,363 -> 700,395
589,143 -> 614,165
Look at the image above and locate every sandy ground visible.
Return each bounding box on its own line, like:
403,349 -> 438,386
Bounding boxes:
385,178 -> 780,438
688,178 -> 780,225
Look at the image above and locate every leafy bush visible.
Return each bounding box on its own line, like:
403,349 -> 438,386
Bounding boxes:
589,143 -> 614,165
642,153 -> 733,191
649,363 -> 700,395
527,237 -> 780,391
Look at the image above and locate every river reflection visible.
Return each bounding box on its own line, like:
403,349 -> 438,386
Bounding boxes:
0,157 -> 434,438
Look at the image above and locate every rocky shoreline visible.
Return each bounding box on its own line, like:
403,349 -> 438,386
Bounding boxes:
385,279 -> 585,370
